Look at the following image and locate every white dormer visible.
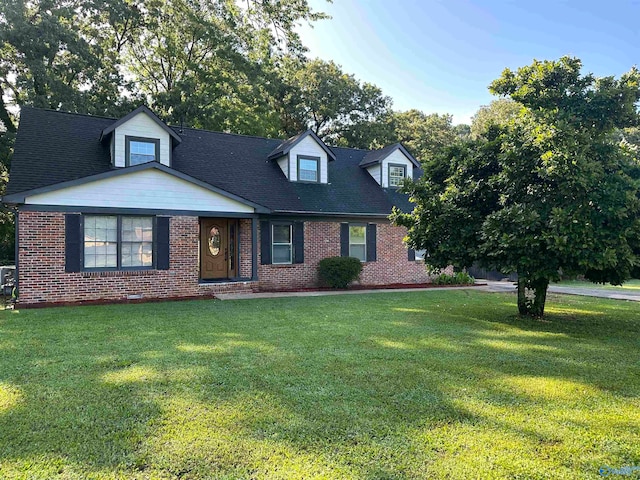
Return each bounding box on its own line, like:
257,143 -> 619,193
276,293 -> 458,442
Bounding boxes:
268,130 -> 336,184
359,143 -> 420,188
100,106 -> 181,168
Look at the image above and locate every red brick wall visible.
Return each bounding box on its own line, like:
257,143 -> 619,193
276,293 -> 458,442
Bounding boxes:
257,221 -> 434,290
238,219 -> 253,279
17,213 -> 438,306
17,211 -> 256,306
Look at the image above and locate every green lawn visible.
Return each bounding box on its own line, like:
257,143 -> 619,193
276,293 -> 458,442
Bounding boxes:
553,279 -> 640,291
0,291 -> 638,479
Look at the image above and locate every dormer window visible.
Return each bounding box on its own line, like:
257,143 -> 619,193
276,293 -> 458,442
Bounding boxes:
298,156 -> 320,182
126,136 -> 160,166
389,164 -> 407,187
359,143 -> 419,187
268,130 -> 335,184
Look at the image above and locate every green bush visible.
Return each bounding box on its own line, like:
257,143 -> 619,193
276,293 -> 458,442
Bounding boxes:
432,271 -> 475,286
317,256 -> 363,289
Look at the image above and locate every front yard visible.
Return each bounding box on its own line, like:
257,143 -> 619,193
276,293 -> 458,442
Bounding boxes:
0,291 -> 638,479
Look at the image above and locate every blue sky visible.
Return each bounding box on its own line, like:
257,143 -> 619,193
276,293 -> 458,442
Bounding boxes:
297,0 -> 640,124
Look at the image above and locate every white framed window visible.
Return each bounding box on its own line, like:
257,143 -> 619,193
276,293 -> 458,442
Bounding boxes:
388,164 -> 407,187
272,224 -> 293,264
297,156 -> 320,182
415,249 -> 427,261
84,215 -> 154,269
126,136 -> 159,166
349,225 -> 366,262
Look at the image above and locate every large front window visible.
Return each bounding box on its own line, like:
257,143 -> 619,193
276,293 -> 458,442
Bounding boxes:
349,225 -> 366,262
298,156 -> 319,182
84,215 -> 154,269
272,224 -> 292,264
126,136 -> 159,166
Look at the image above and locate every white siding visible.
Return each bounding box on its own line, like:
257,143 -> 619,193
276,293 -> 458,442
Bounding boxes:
25,169 -> 254,213
289,135 -> 328,183
381,149 -> 414,188
112,112 -> 171,167
366,164 -> 381,185
277,155 -> 289,179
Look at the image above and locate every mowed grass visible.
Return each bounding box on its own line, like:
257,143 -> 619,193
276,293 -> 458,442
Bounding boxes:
554,279 -> 640,291
0,291 -> 639,479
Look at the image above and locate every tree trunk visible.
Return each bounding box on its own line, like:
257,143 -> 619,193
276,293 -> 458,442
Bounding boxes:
517,277 -> 529,316
517,277 -> 549,317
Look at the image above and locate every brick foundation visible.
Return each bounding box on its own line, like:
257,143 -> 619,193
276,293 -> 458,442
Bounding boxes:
17,212 -> 439,306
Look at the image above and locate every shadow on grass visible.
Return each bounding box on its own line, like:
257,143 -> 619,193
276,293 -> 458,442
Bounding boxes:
0,291 -> 638,478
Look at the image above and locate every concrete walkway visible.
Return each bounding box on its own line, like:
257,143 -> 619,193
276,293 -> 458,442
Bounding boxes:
483,280 -> 640,302
215,285 -> 482,300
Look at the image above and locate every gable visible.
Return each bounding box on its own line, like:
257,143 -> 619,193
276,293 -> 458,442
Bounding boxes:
284,134 -> 329,183
381,148 -> 414,188
110,112 -> 172,168
24,169 -> 255,213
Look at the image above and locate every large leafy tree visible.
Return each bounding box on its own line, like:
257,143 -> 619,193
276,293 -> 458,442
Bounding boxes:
126,0 -> 328,136
340,109 -> 465,161
276,58 -> 392,142
0,0 -> 142,119
393,57 -> 640,317
470,98 -> 521,139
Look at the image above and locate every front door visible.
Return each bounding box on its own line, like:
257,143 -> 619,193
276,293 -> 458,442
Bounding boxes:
200,219 -> 238,280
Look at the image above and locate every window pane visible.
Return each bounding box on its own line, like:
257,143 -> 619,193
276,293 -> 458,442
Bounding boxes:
104,254 -> 117,268
415,249 -> 427,260
273,244 -> 292,264
350,244 -> 366,262
349,226 -> 365,244
273,225 -> 291,244
84,253 -> 96,268
129,140 -> 156,165
299,158 -> 318,182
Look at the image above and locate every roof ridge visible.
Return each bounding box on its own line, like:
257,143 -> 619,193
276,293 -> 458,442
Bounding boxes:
23,106 -> 378,154
21,106 -> 119,121
172,125 -> 283,142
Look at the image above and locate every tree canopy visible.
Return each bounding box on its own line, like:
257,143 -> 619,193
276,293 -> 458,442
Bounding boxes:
470,98 -> 521,139
393,57 -> 640,317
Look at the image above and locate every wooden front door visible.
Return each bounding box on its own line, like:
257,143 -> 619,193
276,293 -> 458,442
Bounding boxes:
200,219 -> 238,280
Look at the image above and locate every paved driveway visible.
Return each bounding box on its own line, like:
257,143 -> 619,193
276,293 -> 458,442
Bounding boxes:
482,280 -> 640,302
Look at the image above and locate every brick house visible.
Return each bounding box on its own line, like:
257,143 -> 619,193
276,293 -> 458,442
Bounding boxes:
4,106 -> 433,307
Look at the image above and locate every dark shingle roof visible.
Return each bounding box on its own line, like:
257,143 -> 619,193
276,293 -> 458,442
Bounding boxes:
7,108 -> 418,215
359,143 -> 421,168
359,143 -> 401,167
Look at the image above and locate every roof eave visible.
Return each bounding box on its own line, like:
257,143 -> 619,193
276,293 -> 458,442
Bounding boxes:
3,162 -> 270,213
100,106 -> 182,144
267,130 -> 337,162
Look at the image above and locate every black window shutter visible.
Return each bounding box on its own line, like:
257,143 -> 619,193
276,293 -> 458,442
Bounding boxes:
260,220 -> 271,264
65,214 -> 82,273
156,217 -> 170,270
366,223 -> 377,262
340,223 -> 349,257
408,248 -> 416,261
293,222 -> 304,264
